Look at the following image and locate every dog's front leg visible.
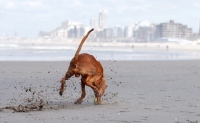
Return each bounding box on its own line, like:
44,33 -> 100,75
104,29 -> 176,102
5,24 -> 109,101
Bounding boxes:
75,79 -> 86,104
59,78 -> 66,96
59,70 -> 74,96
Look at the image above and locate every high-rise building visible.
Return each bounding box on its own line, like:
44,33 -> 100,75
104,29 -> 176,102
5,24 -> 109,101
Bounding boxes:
133,21 -> 156,42
112,26 -> 124,38
99,10 -> 107,30
199,20 -> 200,35
124,25 -> 133,38
61,20 -> 81,28
90,18 -> 98,28
133,26 -> 155,42
155,20 -> 192,39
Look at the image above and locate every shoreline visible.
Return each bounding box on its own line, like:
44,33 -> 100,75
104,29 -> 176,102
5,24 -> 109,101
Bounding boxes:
1,39 -> 200,52
1,40 -> 200,61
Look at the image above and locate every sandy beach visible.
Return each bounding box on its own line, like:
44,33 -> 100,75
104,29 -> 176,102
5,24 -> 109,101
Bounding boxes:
0,60 -> 200,123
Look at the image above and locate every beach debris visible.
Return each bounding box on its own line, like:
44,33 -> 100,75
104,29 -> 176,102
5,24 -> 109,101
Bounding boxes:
186,120 -> 198,123
0,65 -> 119,112
0,104 -> 44,112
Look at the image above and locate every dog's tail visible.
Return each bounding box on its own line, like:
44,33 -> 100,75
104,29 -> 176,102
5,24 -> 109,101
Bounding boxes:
74,28 -> 94,61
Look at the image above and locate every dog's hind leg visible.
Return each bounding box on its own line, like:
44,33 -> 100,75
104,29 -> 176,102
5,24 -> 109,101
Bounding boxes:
94,80 -> 107,105
74,79 -> 86,104
84,76 -> 100,96
94,88 -> 106,105
94,93 -> 105,105
59,70 -> 74,96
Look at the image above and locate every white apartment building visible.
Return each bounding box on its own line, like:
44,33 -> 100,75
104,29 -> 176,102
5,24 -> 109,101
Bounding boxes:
124,25 -> 133,38
99,10 -> 107,30
155,20 -> 192,39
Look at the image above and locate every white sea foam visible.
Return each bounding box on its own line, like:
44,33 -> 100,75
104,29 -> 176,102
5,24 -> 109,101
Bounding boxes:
30,46 -> 76,50
0,43 -> 19,48
82,47 -> 133,52
0,42 -> 200,61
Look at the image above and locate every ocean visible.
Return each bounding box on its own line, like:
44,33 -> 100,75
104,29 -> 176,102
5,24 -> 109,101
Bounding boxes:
0,42 -> 200,61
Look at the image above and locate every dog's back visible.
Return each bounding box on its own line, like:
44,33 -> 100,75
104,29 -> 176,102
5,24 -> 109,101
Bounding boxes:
75,53 -> 104,77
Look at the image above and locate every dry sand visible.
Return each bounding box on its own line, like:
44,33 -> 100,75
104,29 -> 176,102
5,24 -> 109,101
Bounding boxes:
0,60 -> 200,123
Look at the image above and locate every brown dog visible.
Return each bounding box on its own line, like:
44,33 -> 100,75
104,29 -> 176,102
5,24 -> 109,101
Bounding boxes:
59,28 -> 107,105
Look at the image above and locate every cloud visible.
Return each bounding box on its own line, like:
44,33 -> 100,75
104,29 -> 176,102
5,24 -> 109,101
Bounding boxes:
1,0 -> 200,37
0,0 -> 16,9
117,6 -> 127,13
6,1 -> 16,8
22,1 -> 43,8
194,3 -> 200,8
70,0 -> 84,7
131,4 -> 152,11
21,1 -> 47,10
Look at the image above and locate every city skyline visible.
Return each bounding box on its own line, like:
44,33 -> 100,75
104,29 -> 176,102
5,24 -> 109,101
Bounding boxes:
39,19 -> 194,42
1,0 -> 200,38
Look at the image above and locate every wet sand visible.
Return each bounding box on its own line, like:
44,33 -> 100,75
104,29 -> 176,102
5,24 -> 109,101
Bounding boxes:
0,60 -> 200,123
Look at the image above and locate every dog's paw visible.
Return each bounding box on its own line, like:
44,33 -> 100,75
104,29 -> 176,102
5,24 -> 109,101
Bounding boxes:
74,99 -> 82,104
98,101 -> 106,105
59,91 -> 63,96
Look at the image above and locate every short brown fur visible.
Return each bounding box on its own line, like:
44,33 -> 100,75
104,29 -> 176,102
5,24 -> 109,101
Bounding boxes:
59,28 -> 107,105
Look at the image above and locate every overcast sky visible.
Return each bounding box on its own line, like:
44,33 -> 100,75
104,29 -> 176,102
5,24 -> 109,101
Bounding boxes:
1,0 -> 200,38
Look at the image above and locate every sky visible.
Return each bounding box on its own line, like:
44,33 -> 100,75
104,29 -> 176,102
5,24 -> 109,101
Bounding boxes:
0,0 -> 200,38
